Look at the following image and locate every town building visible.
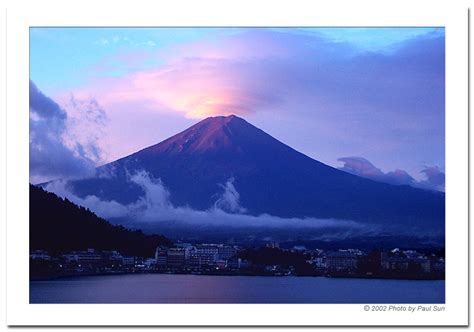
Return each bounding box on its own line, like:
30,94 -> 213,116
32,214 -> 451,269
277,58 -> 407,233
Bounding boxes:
217,245 -> 237,260
167,248 -> 188,267
155,248 -> 168,268
190,245 -> 219,266
30,250 -> 51,261
143,258 -> 157,269
410,257 -> 431,274
121,256 -> 135,266
312,257 -> 326,269
381,256 -> 409,271
174,242 -> 194,249
265,242 -> 280,249
325,251 -> 358,271
62,249 -> 102,264
216,260 -> 227,269
227,257 -> 250,270
101,250 -> 123,265
432,257 -> 445,273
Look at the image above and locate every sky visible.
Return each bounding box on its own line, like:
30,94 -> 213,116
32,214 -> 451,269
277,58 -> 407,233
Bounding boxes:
29,27 -> 445,191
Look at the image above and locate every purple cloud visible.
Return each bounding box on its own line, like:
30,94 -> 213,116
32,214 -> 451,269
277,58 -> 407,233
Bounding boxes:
338,157 -> 444,191
384,169 -> 416,186
420,166 -> 445,191
29,80 -> 100,183
337,157 -> 386,180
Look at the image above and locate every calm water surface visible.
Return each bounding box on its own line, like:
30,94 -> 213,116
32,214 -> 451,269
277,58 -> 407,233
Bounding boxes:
30,274 -> 445,303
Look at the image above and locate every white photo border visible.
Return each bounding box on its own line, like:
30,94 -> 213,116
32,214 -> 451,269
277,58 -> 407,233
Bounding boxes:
5,0 -> 469,326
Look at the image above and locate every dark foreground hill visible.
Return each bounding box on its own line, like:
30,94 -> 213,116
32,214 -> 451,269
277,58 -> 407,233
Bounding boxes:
30,184 -> 171,256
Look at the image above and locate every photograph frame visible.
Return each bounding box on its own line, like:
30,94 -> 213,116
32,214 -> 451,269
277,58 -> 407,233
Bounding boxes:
4,0 -> 470,326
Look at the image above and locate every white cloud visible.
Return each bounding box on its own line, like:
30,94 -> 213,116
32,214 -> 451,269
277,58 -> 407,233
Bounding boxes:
45,180 -> 129,219
45,170 -> 369,234
29,81 -> 100,183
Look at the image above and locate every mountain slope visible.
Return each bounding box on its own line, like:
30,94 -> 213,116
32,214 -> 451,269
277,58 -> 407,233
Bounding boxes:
30,184 -> 171,255
66,115 -> 444,232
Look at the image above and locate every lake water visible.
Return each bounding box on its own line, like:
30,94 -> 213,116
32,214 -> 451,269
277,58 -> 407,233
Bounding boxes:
30,274 -> 445,304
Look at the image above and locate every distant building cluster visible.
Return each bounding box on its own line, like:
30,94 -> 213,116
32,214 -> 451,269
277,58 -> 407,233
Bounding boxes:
155,243 -> 249,272
30,243 -> 250,277
30,243 -> 445,280
30,249 -> 158,275
309,247 -> 445,277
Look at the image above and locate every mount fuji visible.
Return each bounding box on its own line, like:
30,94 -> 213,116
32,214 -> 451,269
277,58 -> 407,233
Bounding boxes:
50,115 -> 444,243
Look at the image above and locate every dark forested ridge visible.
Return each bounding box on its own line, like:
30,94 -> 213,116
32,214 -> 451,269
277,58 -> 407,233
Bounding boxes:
30,184 -> 171,256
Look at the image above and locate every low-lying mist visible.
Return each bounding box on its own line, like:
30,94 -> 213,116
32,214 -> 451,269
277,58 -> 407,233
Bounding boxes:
44,170 -> 441,243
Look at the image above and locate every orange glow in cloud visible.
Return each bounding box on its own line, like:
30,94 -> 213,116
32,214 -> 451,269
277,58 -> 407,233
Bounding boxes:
79,61 -> 268,119
75,58 -> 266,119
64,30 -> 292,119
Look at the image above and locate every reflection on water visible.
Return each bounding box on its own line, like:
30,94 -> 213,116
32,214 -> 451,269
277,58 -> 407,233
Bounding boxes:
30,274 -> 445,304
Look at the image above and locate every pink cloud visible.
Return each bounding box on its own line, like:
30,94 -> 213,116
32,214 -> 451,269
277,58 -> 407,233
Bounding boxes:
72,57 -> 280,119
338,156 -> 444,192
49,29 -> 444,174
59,30 -> 319,120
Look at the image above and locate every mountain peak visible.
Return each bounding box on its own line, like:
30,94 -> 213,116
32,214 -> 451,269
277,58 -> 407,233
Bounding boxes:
201,114 -> 244,125
212,114 -> 238,119
143,114 -> 257,155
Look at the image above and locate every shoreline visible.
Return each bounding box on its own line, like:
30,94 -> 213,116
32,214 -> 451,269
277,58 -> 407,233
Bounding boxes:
30,270 -> 445,282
